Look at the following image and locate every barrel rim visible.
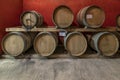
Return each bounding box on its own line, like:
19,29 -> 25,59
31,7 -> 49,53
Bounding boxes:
20,11 -> 39,29
1,32 -> 26,57
33,32 -> 57,57
97,32 -> 119,56
64,32 -> 88,56
52,5 -> 74,28
77,6 -> 89,26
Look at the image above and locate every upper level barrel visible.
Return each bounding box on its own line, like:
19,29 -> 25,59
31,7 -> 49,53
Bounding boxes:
77,5 -> 105,28
53,5 -> 74,28
20,11 -> 43,29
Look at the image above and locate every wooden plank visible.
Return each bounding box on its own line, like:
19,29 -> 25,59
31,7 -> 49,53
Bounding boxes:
6,26 -> 117,32
6,27 -> 59,32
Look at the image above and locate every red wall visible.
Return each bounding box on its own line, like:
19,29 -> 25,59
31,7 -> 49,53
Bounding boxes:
0,0 -> 23,53
23,0 -> 120,27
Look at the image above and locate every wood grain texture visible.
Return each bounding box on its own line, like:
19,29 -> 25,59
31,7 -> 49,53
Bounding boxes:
64,32 -> 87,56
99,34 -> 119,56
0,59 -> 120,80
34,32 -> 58,56
21,11 -> 43,29
77,5 -> 105,28
53,5 -> 74,28
2,32 -> 32,56
86,6 -> 105,27
23,12 -> 37,27
5,27 -> 117,32
3,35 -> 24,55
90,32 -> 119,56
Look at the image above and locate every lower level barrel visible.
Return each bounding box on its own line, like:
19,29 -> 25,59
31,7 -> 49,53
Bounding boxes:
64,32 -> 88,56
2,32 -> 32,56
90,32 -> 119,56
34,32 -> 58,56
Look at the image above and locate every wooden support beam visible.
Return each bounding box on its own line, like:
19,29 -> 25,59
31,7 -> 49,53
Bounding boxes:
5,26 -> 118,32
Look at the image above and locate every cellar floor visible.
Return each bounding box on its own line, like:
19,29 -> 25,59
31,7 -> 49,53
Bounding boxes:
0,59 -> 120,80
1,45 -> 120,80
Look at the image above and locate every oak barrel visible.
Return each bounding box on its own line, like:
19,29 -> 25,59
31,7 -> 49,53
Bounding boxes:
64,32 -> 87,56
117,15 -> 120,27
34,32 -> 58,56
2,32 -> 32,56
77,5 -> 105,28
90,32 -> 119,56
53,5 -> 74,28
20,11 -> 43,29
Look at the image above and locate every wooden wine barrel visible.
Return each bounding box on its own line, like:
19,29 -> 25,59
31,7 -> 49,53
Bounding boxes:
117,15 -> 120,27
20,11 -> 43,29
34,32 -> 58,56
2,32 -> 32,56
77,5 -> 105,28
53,5 -> 74,28
64,32 -> 87,56
112,32 -> 120,46
90,32 -> 119,56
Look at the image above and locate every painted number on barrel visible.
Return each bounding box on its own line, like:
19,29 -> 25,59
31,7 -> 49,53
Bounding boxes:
86,14 -> 93,19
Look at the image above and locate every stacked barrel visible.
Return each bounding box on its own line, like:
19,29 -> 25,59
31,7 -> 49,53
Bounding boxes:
1,5 -> 120,57
53,5 -> 74,28
34,32 -> 58,56
77,5 -> 105,28
90,32 -> 119,56
20,11 -> 43,29
1,11 -> 43,57
2,32 -> 32,56
64,32 -> 87,56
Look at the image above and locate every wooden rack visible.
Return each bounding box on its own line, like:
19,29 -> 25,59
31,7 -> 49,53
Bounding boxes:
3,26 -> 120,58
6,26 -> 119,32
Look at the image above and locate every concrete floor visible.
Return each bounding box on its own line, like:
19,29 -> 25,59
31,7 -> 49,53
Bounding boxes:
0,59 -> 120,80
